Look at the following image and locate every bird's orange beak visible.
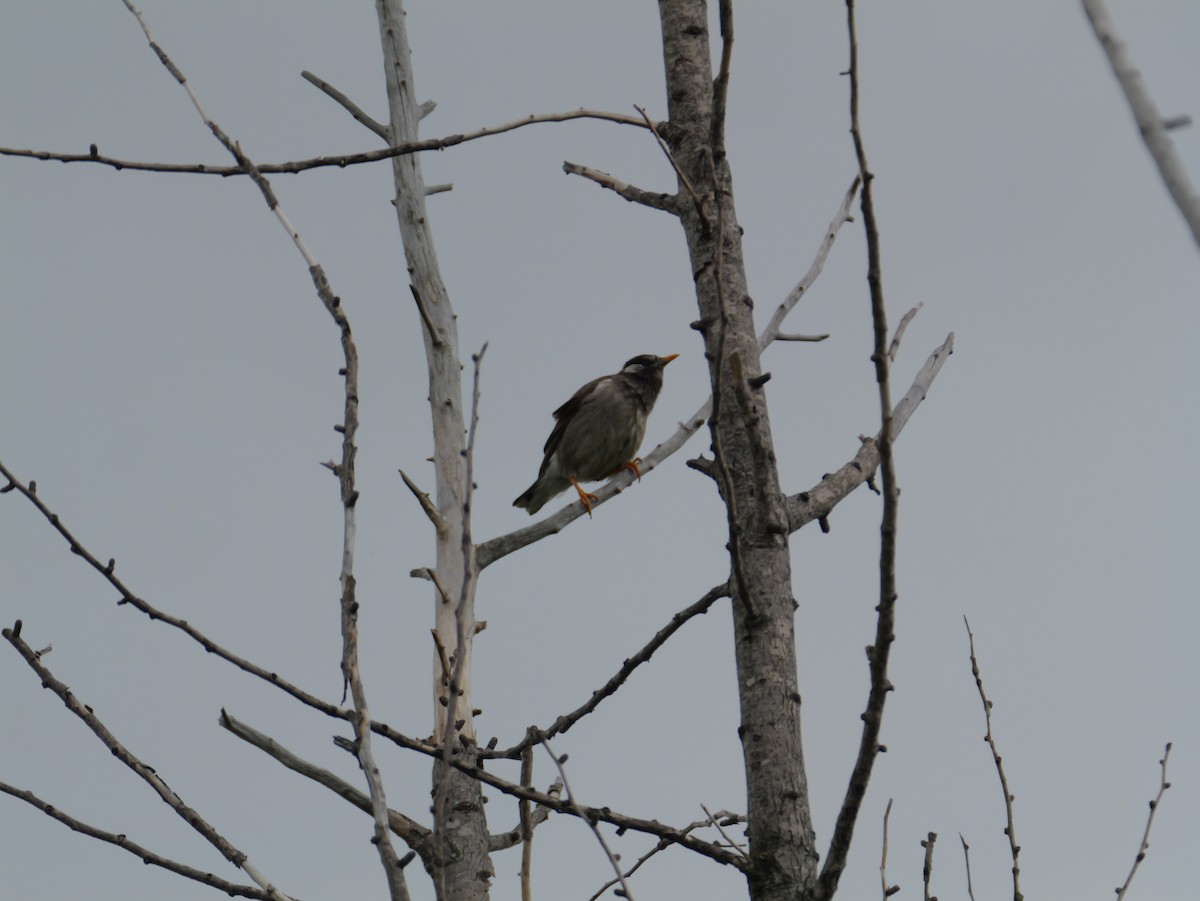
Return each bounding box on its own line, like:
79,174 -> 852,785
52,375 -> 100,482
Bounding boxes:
661,354 -> 680,365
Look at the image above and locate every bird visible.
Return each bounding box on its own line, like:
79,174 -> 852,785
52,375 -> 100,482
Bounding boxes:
513,353 -> 679,517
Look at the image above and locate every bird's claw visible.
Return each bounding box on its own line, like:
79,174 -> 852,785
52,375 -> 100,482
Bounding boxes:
570,477 -> 599,518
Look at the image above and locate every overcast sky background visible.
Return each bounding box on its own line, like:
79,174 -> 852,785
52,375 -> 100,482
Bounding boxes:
3,3 -> 1198,900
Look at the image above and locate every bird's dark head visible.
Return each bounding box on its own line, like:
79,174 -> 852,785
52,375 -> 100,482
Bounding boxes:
621,353 -> 679,375
619,354 -> 678,398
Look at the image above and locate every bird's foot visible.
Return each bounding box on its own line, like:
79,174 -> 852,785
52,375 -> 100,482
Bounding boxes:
570,477 -> 598,518
618,458 -> 643,481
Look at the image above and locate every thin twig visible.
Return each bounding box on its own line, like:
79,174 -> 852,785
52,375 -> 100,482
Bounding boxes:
540,739 -> 635,901
399,468 -> 445,532
218,711 -> 430,851
880,799 -> 898,899
430,629 -> 453,684
1114,742 -> 1173,901
0,780 -> 284,900
0,458 -> 346,716
3,624 -> 295,901
816,4 -> 902,896
1081,0 -> 1200,249
635,103 -> 707,221
301,70 -> 389,140
785,332 -> 953,532
358,724 -> 747,869
964,617 -> 1022,901
960,833 -> 976,901
776,332 -> 830,342
562,160 -> 681,213
0,108 -> 649,178
489,793 -> 554,853
758,177 -> 859,347
483,582 -> 729,759
888,302 -> 923,362
585,812 -> 745,901
702,803 -> 747,858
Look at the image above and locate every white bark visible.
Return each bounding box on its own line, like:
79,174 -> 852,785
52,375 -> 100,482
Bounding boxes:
374,2 -> 492,897
1082,0 -> 1200,249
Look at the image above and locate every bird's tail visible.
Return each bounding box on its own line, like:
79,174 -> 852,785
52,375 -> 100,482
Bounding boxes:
513,483 -> 543,514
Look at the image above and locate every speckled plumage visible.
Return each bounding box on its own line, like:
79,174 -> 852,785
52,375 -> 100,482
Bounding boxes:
513,354 -> 677,514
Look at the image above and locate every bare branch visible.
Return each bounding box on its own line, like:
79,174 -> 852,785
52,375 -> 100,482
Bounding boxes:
960,833 -> 976,901
489,798 -> 554,854
757,176 -> 859,348
399,467 -> 445,532
816,4 -> 903,895
301,69 -> 390,140
218,711 -> 431,851
888,302 -> 923,362
1081,0 -> 1200,249
702,803 -> 747,859
475,410 -> 707,569
0,780 -> 282,901
1114,742 -> 1173,901
776,332 -> 830,342
476,183 -> 874,569
562,160 -> 681,213
541,739 -> 636,901
586,811 -> 746,901
964,618 -> 1023,901
357,726 -> 748,870
484,582 -> 729,759
921,832 -> 937,901
3,623 -> 295,901
0,459 -> 346,715
635,104 -> 708,220
786,332 -> 954,532
0,108 -> 649,178
880,799 -> 898,899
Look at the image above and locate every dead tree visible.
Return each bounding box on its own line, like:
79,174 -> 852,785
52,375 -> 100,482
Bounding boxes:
0,3 -> 957,900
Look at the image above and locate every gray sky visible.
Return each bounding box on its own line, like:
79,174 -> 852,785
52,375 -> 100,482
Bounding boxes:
3,2 -> 1198,900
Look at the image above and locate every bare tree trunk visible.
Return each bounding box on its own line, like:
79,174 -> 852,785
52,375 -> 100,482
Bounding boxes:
656,3 -> 820,898
375,2 -> 492,898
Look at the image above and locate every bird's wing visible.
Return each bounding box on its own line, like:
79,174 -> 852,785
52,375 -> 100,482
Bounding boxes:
539,375 -> 607,469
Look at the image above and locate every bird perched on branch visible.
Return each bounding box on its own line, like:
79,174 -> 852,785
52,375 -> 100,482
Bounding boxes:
513,353 -> 679,517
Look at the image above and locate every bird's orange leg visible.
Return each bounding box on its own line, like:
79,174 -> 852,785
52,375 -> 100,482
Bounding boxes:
614,458 -> 643,481
570,476 -> 598,518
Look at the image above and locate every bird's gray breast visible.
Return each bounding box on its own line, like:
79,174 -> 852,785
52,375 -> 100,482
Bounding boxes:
556,377 -> 650,481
